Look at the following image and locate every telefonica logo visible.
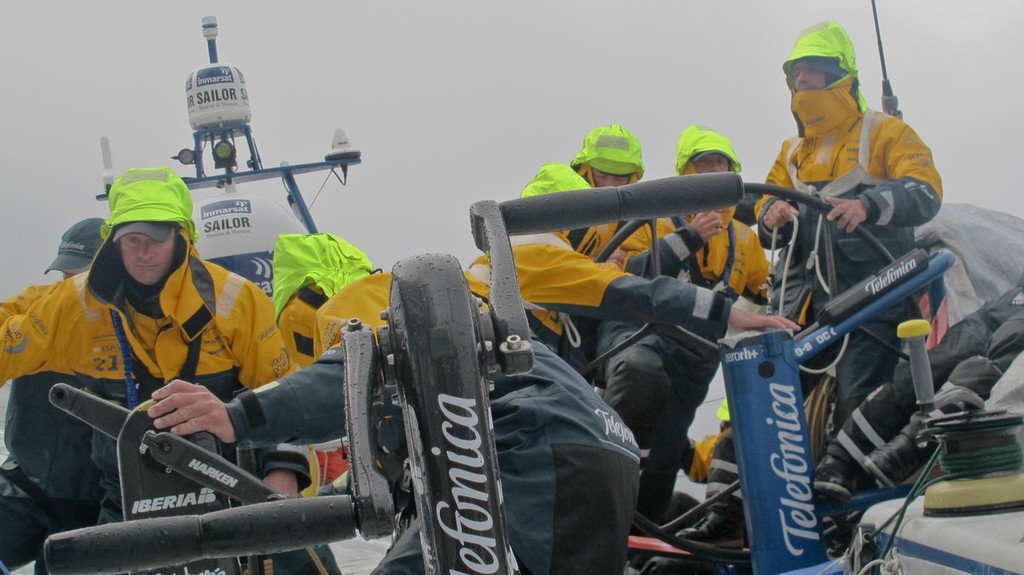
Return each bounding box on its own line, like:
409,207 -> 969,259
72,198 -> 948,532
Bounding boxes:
433,393 -> 503,574
59,240 -> 87,253
595,407 -> 638,449
866,258 -> 918,295
765,382 -> 820,555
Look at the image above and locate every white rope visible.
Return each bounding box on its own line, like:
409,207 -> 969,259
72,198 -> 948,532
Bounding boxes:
559,312 -> 582,349
800,332 -> 849,375
809,212 -> 833,296
766,198 -> 849,374
769,212 -> 801,318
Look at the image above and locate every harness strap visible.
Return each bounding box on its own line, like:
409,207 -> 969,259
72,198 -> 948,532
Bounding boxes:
0,460 -> 58,518
296,285 -> 329,309
785,109 -> 886,198
111,308 -> 205,406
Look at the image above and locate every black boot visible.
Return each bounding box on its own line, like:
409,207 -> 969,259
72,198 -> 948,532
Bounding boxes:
677,510 -> 745,548
814,451 -> 858,504
863,414 -> 928,488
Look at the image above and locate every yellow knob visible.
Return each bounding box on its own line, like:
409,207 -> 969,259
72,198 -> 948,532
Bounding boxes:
897,319 -> 931,339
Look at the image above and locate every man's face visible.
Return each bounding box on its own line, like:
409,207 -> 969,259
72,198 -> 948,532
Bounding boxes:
791,60 -> 828,92
117,232 -> 176,285
692,153 -> 731,174
592,168 -> 632,188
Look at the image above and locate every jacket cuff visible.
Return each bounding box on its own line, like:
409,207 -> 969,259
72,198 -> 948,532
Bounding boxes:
860,195 -> 882,224
713,293 -> 731,324
757,197 -> 779,225
676,226 -> 706,253
237,390 -> 267,428
259,444 -> 313,492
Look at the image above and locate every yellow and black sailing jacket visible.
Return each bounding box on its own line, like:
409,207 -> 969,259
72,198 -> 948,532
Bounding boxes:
755,77 -> 942,321
465,235 -> 732,356
1,233 -> 291,399
278,285 -> 329,368
636,217 -> 769,304
0,232 -> 304,486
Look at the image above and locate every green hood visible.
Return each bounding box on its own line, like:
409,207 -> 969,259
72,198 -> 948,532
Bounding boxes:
520,163 -> 592,198
102,167 -> 198,242
272,233 -> 374,319
570,124 -> 645,178
783,20 -> 866,111
674,125 -> 742,175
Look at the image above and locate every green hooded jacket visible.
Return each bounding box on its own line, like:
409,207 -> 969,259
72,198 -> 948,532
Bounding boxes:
520,163 -> 592,198
783,20 -> 867,111
101,167 -> 198,242
674,125 -> 743,175
570,124 -> 645,179
272,233 -> 374,319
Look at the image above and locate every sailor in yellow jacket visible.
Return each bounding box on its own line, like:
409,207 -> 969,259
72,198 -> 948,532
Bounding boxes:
466,163 -> 793,375
271,232 -> 376,495
0,218 -> 106,573
595,126 -> 771,522
273,232 -> 375,368
0,168 -> 308,522
568,124 -> 653,259
755,20 -> 943,435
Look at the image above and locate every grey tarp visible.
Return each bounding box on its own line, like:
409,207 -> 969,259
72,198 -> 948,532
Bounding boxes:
919,203 -> 1024,414
915,202 -> 1024,327
987,352 -> 1024,412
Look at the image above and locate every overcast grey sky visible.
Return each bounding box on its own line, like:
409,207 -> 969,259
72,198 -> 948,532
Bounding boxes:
1,0 -> 1021,299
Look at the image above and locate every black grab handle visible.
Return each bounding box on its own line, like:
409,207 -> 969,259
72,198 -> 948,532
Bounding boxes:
45,496 -> 357,575
491,172 -> 742,240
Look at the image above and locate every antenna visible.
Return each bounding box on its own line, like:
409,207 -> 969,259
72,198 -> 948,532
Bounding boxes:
202,16 -> 219,64
100,136 -> 114,195
326,128 -> 361,161
870,0 -> 902,118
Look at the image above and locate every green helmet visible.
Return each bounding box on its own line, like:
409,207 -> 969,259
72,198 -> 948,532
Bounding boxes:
783,20 -> 866,110
570,124 -> 645,179
521,163 -> 591,198
102,167 -> 197,242
674,125 -> 742,175
271,233 -> 374,319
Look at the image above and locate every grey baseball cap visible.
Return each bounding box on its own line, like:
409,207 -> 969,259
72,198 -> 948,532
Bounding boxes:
111,221 -> 177,243
46,217 -> 105,274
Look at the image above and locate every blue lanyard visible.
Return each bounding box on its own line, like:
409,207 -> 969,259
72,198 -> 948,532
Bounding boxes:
675,217 -> 736,289
109,309 -> 139,409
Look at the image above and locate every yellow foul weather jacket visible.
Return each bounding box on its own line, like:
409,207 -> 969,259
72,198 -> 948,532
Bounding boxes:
755,23 -> 942,321
273,233 -> 374,367
0,234 -> 291,398
0,231 -> 303,515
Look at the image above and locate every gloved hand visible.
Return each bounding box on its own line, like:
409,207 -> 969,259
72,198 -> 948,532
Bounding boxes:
933,382 -> 986,413
903,410 -> 933,449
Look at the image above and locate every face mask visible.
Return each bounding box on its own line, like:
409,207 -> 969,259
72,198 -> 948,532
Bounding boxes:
790,77 -> 860,137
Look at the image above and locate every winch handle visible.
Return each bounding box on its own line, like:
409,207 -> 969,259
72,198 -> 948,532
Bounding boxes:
898,319 -> 934,413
